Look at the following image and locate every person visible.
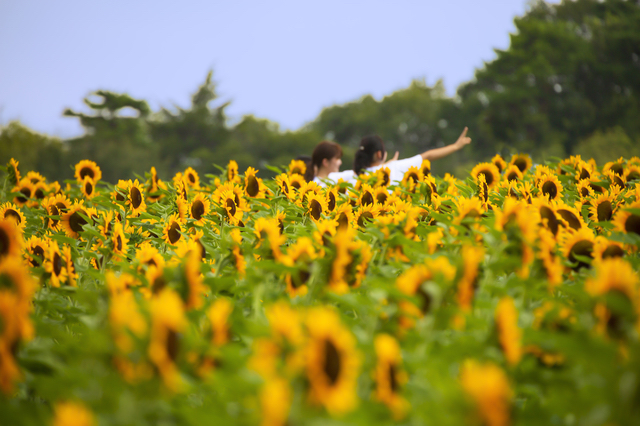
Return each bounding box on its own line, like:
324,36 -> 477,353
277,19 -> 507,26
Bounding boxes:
304,141 -> 350,185
353,127 -> 472,184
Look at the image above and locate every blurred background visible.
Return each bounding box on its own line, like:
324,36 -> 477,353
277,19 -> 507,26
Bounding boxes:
1,0 -> 638,182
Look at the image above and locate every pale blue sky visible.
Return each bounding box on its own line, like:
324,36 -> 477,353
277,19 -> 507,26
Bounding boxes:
0,1 -> 556,137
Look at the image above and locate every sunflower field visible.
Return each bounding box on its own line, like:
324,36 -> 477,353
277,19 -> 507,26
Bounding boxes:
1,153 -> 640,426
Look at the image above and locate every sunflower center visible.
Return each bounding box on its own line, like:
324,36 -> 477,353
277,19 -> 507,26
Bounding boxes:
70,210 -> 88,234
602,245 -> 624,259
30,245 -> 45,267
130,187 -> 142,209
310,200 -> 322,221
610,164 -> 624,176
568,240 -> 594,270
192,200 -> 205,220
417,287 -> 432,314
291,180 -> 302,190
80,167 -> 95,180
327,192 -> 336,211
388,364 -> 399,393
197,240 -> 206,260
323,339 -> 341,385
226,199 -> 237,217
540,206 -> 559,236
542,181 -> 558,200
361,191 -> 374,206
376,192 -> 388,204
514,158 -> 527,172
168,222 -> 181,244
187,173 -> 196,184
152,275 -> 166,293
85,181 -> 93,196
558,209 -> 581,231
246,176 -> 259,197
53,251 -> 63,276
282,181 -> 289,195
0,229 -> 9,258
166,330 -> 179,362
624,214 -> 640,236
116,234 -> 123,251
35,188 -> 45,199
579,168 -> 590,180
358,211 -> 374,227
596,201 -> 613,222
627,171 -> 640,181
507,171 -> 519,181
337,212 -> 349,230
4,209 -> 21,225
580,187 -> 590,198
18,187 -> 31,203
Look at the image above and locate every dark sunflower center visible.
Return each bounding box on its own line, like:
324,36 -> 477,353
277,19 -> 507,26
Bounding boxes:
197,240 -> 206,260
80,167 -> 95,180
310,200 -> 322,221
417,287 -> 432,314
187,173 -> 196,184
152,275 -> 166,293
580,187 -> 590,198
168,222 -> 181,244
282,181 -> 289,195
291,180 -> 302,190
69,210 -> 88,233
337,212 -> 349,230
327,192 -> 336,211
53,251 -> 63,276
30,245 -> 45,267
226,199 -> 237,217
85,181 -> 93,196
130,187 -> 142,209
602,245 -> 624,259
463,209 -> 480,220
627,171 -> 640,181
540,206 -> 559,236
323,339 -> 341,385
0,229 -> 9,258
610,164 -> 624,176
167,330 -> 179,362
558,210 -> 581,231
568,240 -> 594,270
579,168 -> 590,180
381,172 -> 390,186
376,192 -> 388,204
361,191 -> 374,206
4,209 -> 21,225
246,176 -> 259,197
596,201 -> 613,222
35,188 -> 45,199
507,171 -> 518,181
18,187 -> 31,203
116,234 -> 123,251
292,268 -> 311,288
542,181 -> 558,200
624,214 -> 640,236
514,158 -> 527,172
358,211 -> 374,227
191,200 -> 205,220
389,364 -> 399,392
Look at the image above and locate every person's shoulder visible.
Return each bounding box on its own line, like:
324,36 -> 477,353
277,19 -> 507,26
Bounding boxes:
328,170 -> 356,180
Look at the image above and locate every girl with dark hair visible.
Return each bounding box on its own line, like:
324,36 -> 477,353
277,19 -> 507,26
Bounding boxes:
353,127 -> 472,184
305,140 -> 349,185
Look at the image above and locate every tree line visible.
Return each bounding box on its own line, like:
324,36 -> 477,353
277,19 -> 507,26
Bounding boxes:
2,0 -> 639,183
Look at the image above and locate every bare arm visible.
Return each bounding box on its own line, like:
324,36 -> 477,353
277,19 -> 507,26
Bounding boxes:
421,127 -> 472,161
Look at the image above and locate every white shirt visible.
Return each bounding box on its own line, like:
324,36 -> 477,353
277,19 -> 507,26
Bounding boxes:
312,154 -> 422,187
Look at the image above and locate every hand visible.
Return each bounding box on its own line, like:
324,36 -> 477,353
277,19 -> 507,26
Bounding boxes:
455,127 -> 472,148
384,151 -> 399,164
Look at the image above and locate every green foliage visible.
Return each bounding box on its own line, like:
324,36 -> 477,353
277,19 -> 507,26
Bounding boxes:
573,126 -> 638,164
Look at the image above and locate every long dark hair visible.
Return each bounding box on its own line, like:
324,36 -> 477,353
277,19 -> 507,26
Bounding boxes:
354,135 -> 385,175
304,141 -> 343,182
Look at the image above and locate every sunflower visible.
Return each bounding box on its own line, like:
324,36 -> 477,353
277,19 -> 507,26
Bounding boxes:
74,160 -> 102,184
11,180 -> 33,207
531,197 -> 560,236
352,203 -> 379,228
125,179 -> 146,217
452,197 -> 485,230
0,203 -> 25,234
174,178 -> 189,203
306,192 -> 328,222
254,217 -> 286,261
593,236 -> 625,260
297,181 -> 322,208
509,153 -> 532,173
456,245 -> 485,312
189,193 -> 210,225
503,164 -> 522,183
476,173 -> 489,204
495,297 -> 522,366
374,334 -> 409,419
259,378 -> 292,426
43,241 -> 67,287
401,166 -> 424,192
229,229 -> 246,277
605,169 -> 626,191
80,176 -> 96,199
624,164 -> 640,182
460,360 -> 512,426
111,222 -> 128,260
284,237 -> 316,298
227,160 -> 240,183
419,158 -> 432,177
333,204 -> 354,231
31,181 -> 47,203
612,200 -> 640,236
397,258 -> 455,318
537,174 -> 563,201
585,257 -> 637,299
275,173 -> 293,200
357,184 -> 375,207
62,245 -> 78,287
603,157 -> 625,177
576,179 -> 595,200
288,173 -> 305,191
52,401 -> 96,426
574,160 -> 594,181
375,167 -> 391,187
7,158 -> 20,186
561,227 -> 595,271
554,200 -> 585,231
216,188 -> 244,225
182,249 -> 205,310
135,241 -> 166,274
61,201 -> 96,239
183,167 -> 200,189
207,298 -> 233,347
491,154 -> 507,173
371,186 -> 389,206
324,187 -> 339,213
305,307 -> 360,415
288,159 -> 307,176
163,213 -> 184,245
589,191 -> 616,224
244,167 -> 265,198
148,289 -> 186,392
23,236 -> 48,268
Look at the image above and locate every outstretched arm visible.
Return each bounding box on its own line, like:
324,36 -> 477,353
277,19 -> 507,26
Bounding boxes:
421,127 -> 472,161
